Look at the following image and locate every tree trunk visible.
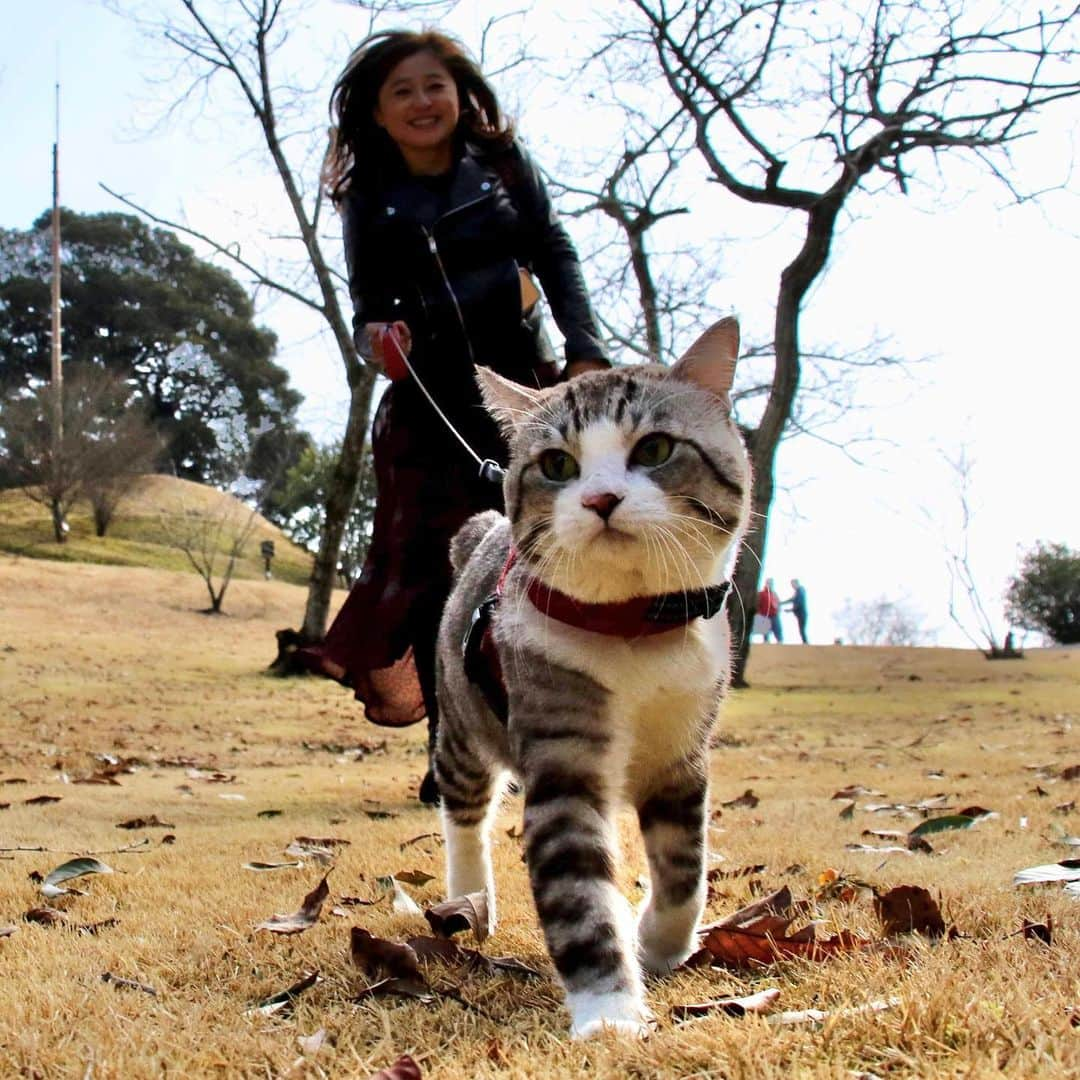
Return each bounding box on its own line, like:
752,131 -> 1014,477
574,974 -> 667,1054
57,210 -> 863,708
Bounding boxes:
50,501 -> 67,544
298,368 -> 377,643
729,196 -> 843,686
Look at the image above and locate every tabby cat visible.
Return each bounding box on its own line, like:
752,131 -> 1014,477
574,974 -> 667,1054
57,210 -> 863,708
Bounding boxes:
434,318 -> 751,1039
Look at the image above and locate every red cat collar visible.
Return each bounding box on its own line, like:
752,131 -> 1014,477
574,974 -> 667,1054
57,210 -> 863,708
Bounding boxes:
506,548 -> 731,638
462,550 -> 732,725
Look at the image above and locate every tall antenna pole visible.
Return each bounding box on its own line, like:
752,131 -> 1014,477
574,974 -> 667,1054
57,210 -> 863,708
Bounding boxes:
50,77 -> 63,446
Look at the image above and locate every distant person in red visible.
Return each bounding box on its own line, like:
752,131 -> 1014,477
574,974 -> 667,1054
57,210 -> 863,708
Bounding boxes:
783,578 -> 809,643
756,578 -> 783,643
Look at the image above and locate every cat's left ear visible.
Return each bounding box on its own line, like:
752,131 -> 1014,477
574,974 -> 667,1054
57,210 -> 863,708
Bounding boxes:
670,317 -> 739,403
475,367 -> 547,434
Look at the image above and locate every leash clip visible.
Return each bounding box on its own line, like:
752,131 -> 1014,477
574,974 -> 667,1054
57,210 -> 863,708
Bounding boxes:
479,459 -> 506,485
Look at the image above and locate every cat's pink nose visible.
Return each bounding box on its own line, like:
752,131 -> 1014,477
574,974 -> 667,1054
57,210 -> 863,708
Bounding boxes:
581,491 -> 622,521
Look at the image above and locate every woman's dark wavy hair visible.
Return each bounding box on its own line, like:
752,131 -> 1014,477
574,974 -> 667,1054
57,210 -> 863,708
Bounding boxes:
323,29 -> 514,202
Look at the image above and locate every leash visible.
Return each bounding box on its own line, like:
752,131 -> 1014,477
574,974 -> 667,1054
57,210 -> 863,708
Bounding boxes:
375,325 -> 506,485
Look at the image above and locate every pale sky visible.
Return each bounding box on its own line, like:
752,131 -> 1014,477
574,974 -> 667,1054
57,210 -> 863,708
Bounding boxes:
3,0 -> 1078,648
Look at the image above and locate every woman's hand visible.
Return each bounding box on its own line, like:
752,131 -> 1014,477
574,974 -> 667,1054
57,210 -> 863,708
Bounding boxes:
366,321 -> 413,380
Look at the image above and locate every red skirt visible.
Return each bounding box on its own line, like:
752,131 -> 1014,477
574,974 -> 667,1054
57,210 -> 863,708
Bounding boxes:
300,381 -> 507,726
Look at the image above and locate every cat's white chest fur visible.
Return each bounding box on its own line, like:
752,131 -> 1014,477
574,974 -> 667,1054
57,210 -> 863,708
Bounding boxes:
505,600 -> 729,789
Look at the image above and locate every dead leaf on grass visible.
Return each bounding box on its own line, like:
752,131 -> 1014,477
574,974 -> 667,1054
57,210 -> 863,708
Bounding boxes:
41,856 -> 114,898
0,924 -> 16,937
101,971 -> 157,995
672,987 -> 781,1020
186,769 -> 236,783
248,970 -> 322,1016
257,809 -> 283,818
720,789 -> 759,809
297,1028 -> 329,1057
361,803 -> 398,820
116,815 -> 175,830
1013,859 -> 1080,886
255,874 -> 331,934
23,795 -> 62,806
295,835 -> 351,848
708,865 -> 767,882
376,876 -> 424,915
1018,917 -> 1053,945
873,886 -> 946,937
406,935 -> 542,979
285,841 -> 335,865
424,891 -> 490,942
1054,801 -> 1076,815
768,997 -> 900,1026
700,917 -> 874,968
350,927 -> 432,1001
400,832 -> 443,851
24,907 -> 68,926
243,861 -> 304,872
838,801 -> 855,820
395,870 -> 435,887
832,786 -> 884,800
368,1054 -> 422,1080
909,814 -> 975,837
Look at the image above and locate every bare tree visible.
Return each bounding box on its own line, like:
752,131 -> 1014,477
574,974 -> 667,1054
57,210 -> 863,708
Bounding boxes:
836,595 -> 930,646
160,473 -> 266,615
940,447 -> 1019,658
82,411 -> 163,538
106,0 -> 390,644
594,0 -> 1080,683
0,365 -> 156,543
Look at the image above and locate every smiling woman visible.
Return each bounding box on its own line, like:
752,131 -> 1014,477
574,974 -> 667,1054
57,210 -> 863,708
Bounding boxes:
305,30 -> 610,803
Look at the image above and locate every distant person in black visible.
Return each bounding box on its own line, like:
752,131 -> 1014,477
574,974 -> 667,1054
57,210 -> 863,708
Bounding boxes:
784,578 -> 809,644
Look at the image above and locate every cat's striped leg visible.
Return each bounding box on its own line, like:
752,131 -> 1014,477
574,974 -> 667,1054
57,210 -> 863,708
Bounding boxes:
523,763 -> 650,1040
435,722 -> 501,933
635,760 -> 709,973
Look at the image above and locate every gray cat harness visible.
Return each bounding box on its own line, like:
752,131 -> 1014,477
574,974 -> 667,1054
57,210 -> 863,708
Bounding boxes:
463,549 -> 732,723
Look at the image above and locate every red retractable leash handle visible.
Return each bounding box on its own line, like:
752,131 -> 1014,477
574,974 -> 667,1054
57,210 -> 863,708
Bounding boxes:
373,323 -> 410,382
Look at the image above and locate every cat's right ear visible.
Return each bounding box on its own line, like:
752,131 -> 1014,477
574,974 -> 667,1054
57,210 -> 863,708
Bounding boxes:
670,317 -> 739,404
475,367 -> 546,434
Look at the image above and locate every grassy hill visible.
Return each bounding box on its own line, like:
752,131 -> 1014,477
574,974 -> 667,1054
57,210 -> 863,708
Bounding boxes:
0,474 -> 315,587
0,556 -> 1078,1077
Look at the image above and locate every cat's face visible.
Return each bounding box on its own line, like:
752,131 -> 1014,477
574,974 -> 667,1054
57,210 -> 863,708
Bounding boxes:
479,320 -> 751,602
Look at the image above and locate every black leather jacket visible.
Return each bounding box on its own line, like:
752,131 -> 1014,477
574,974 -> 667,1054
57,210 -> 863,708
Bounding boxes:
340,139 -> 608,393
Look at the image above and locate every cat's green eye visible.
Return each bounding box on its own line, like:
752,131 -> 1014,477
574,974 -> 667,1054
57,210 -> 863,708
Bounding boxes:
630,433 -> 675,468
539,449 -> 580,482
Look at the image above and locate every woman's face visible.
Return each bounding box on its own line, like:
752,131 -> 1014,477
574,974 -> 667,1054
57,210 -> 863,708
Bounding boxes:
374,50 -> 461,173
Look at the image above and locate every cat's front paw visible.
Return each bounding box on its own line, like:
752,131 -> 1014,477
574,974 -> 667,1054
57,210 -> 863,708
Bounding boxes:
567,991 -> 654,1041
638,941 -> 696,975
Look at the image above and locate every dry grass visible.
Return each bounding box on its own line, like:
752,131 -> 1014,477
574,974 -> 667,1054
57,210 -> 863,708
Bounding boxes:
0,476 -> 314,587
1,554 -> 1078,1079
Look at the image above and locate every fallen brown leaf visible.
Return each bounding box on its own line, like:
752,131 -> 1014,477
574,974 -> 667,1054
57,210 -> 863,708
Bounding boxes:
873,885 -> 946,937
255,874 -> 330,934
368,1054 -> 422,1080
721,788 -> 759,809
407,935 -> 543,979
672,986 -> 781,1020
350,926 -> 430,999
249,971 -> 321,1016
295,835 -> 351,848
23,795 -> 62,806
701,916 -> 873,968
395,870 -> 436,887
425,891 -> 490,943
101,971 -> 157,995
116,815 -> 175,830
1019,917 -> 1053,945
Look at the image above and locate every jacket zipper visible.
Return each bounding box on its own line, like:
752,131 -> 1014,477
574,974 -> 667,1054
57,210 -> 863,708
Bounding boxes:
420,189 -> 496,368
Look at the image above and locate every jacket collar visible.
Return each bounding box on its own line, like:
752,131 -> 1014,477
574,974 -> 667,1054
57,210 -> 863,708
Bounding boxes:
498,549 -> 731,639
